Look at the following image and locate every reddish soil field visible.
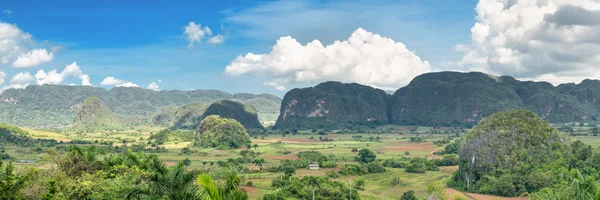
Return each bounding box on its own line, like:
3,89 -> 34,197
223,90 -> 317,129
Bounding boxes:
385,142 -> 437,152
446,188 -> 528,200
263,155 -> 299,160
164,161 -> 176,166
241,186 -> 260,197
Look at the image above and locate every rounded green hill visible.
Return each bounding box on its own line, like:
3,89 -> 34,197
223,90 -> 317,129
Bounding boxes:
450,110 -> 570,196
194,115 -> 251,149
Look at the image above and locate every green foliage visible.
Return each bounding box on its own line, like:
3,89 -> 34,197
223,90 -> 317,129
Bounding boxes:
357,149 -> 376,163
530,169 -> 600,200
297,151 -> 328,162
432,154 -> 460,166
449,110 -> 600,197
147,129 -> 195,147
400,190 -> 417,200
269,175 -> 360,200
339,162 -> 386,176
404,157 -> 439,173
196,170 -> 249,200
0,160 -> 30,200
194,115 -> 251,149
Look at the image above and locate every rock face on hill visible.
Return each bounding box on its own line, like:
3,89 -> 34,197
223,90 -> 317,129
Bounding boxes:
73,97 -> 122,130
0,85 -> 281,127
275,72 -> 600,129
171,100 -> 263,130
201,100 -> 263,129
172,103 -> 207,130
451,110 -> 569,196
274,81 -> 391,129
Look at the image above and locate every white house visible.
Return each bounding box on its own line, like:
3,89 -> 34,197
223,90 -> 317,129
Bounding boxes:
308,164 -> 319,170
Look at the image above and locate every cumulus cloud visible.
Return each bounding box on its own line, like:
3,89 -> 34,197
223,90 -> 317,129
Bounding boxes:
0,22 -> 33,65
100,77 -> 138,87
207,34 -> 225,44
35,62 -> 91,86
9,72 -> 34,84
147,81 -> 159,91
451,0 -> 600,84
12,48 -> 54,68
225,28 -> 431,90
183,22 -> 225,47
0,62 -> 91,91
184,22 -> 211,48
0,71 -> 5,84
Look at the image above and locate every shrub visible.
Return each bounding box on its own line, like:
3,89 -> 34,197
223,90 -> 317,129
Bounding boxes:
400,190 -> 417,200
326,170 -> 340,178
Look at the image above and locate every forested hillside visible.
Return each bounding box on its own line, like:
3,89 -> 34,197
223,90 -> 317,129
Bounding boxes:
276,71 -> 600,129
274,81 -> 391,129
0,85 -> 281,127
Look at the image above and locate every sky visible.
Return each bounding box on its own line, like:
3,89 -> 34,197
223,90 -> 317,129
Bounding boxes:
2,0 -> 600,96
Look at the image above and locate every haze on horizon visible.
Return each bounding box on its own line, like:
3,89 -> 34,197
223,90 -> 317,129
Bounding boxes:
1,0 -> 600,95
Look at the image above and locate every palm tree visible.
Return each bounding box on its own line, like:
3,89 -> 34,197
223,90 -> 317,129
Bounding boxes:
252,158 -> 265,178
197,170 -> 248,200
126,161 -> 200,200
57,145 -> 101,177
183,158 -> 192,167
531,169 -> 600,200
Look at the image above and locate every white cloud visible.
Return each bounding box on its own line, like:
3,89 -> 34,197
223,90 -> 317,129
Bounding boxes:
35,62 -> 91,86
1,83 -> 28,91
100,77 -> 138,87
264,81 -> 286,91
9,72 -> 34,84
207,34 -> 225,44
2,10 -> 11,15
452,0 -> 600,84
0,22 -> 33,65
184,22 -> 211,48
183,22 -> 225,47
147,81 -> 159,91
0,62 -> 90,91
0,71 -> 5,84
225,28 -> 431,89
12,48 -> 54,68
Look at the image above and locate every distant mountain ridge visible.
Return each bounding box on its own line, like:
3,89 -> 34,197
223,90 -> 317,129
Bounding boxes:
0,85 -> 281,127
275,71 -> 600,129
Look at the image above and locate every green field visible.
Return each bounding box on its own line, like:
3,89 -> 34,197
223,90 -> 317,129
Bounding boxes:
2,125 -> 520,199
11,122 -> 600,199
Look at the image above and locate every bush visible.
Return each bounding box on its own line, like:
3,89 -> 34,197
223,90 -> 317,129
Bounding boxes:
357,149 -> 376,163
432,154 -> 459,166
400,190 -> 417,200
366,162 -> 386,173
339,164 -> 367,176
326,170 -> 340,178
390,176 -> 400,186
405,158 -> 438,173
382,159 -> 405,168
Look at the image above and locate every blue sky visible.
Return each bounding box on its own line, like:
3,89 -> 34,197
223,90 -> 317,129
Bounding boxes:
1,0 -> 549,96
